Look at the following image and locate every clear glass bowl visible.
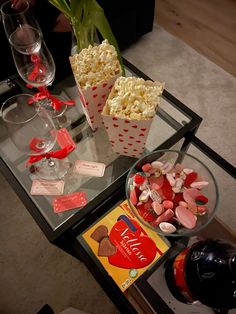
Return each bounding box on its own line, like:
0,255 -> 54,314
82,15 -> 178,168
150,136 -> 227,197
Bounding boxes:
126,150 -> 219,237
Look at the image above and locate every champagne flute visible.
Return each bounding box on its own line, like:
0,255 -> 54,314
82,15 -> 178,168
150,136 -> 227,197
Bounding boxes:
1,94 -> 70,180
11,31 -> 68,121
1,0 -> 42,50
1,1 -> 71,122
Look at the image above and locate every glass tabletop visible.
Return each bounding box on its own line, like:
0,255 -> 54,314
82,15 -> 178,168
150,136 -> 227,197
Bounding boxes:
0,62 -> 197,232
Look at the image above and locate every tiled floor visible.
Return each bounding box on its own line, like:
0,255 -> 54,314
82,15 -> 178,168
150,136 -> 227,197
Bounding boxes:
0,25 -> 235,314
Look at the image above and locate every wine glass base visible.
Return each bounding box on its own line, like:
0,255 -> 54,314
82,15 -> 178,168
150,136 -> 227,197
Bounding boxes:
30,158 -> 71,180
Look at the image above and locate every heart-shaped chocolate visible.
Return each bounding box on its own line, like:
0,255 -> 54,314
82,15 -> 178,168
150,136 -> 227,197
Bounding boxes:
98,237 -> 117,257
90,225 -> 108,242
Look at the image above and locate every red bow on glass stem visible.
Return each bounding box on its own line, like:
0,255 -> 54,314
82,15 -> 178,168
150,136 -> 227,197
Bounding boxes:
27,54 -> 75,111
26,144 -> 74,166
28,87 -> 75,111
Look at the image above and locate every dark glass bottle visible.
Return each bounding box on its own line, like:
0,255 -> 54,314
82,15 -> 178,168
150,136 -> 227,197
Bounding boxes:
165,239 -> 236,312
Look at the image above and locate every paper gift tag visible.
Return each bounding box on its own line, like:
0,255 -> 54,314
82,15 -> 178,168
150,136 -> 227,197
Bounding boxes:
53,191 -> 87,213
74,160 -> 106,177
57,128 -> 76,150
30,180 -> 65,195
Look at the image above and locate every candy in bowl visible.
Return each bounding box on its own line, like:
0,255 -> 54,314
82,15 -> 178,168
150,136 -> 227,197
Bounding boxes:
126,150 -> 219,237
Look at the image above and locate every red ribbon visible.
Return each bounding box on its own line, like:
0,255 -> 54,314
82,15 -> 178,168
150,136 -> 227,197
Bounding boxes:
26,54 -> 75,111
27,54 -> 46,83
26,144 -> 74,166
27,87 -> 75,111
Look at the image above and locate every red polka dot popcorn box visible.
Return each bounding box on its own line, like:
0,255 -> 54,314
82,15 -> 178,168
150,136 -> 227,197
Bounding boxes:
102,77 -> 164,157
69,40 -> 122,131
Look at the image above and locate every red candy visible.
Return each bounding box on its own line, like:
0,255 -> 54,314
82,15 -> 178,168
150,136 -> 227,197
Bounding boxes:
195,195 -> 208,205
151,209 -> 174,227
161,179 -> 173,200
184,172 -> 198,188
142,163 -> 152,172
130,188 -> 138,205
149,175 -> 164,190
173,193 -> 184,205
129,160 -> 210,234
134,173 -> 146,185
142,210 -> 157,222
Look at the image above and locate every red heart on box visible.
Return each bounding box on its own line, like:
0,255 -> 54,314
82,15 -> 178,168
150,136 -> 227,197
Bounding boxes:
108,218 -> 157,269
102,94 -> 106,98
118,133 -> 123,137
103,83 -> 107,88
93,94 -> 98,98
136,140 -> 141,143
125,120 -> 130,124
112,117 -> 118,121
129,136 -> 134,139
108,85 -> 113,89
123,129 -> 128,132
139,133 -> 145,136
141,128 -> 147,132
92,86 -> 97,90
132,125 -> 138,128
113,124 -> 118,127
119,139 -> 124,142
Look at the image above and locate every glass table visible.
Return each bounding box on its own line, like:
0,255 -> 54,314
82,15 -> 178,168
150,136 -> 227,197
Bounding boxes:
1,58 -> 235,313
0,58 -> 202,244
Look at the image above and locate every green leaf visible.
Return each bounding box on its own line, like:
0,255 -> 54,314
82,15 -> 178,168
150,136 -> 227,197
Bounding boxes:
70,0 -> 86,21
48,0 -> 125,75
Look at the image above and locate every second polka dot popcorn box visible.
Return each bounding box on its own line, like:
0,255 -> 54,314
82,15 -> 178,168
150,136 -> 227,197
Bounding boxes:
69,40 -> 122,131
102,77 -> 164,157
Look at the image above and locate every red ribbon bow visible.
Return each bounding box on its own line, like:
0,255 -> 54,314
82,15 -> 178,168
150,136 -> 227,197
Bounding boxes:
26,54 -> 75,111
26,144 -> 74,166
28,87 -> 75,111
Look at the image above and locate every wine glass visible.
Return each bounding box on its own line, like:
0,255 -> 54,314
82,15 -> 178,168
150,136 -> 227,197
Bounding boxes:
1,94 -> 70,180
11,30 -> 68,120
1,1 -> 70,122
1,0 -> 42,48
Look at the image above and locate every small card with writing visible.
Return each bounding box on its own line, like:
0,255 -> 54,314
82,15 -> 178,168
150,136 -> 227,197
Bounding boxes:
30,180 -> 65,195
57,128 -> 76,150
74,160 -> 106,177
53,191 -> 87,213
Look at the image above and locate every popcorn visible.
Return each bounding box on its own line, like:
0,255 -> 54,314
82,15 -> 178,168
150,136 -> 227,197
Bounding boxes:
103,77 -> 164,120
102,76 -> 165,157
69,40 -> 121,89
